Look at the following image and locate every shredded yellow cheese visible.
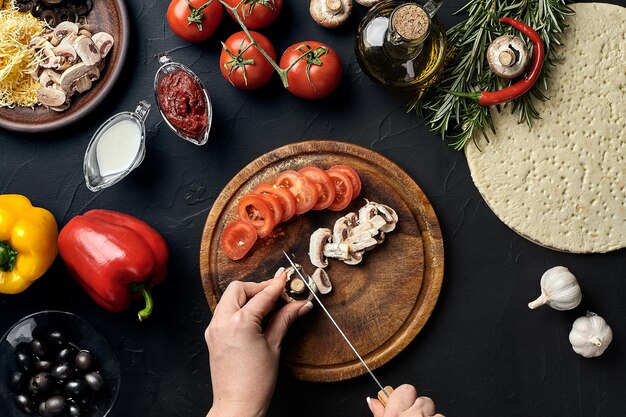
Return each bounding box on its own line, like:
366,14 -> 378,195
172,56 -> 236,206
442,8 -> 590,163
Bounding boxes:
0,6 -> 46,108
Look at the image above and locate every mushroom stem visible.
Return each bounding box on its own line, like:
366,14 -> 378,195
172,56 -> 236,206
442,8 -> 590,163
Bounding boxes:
528,293 -> 549,309
326,0 -> 343,12
590,337 -> 602,347
499,50 -> 515,67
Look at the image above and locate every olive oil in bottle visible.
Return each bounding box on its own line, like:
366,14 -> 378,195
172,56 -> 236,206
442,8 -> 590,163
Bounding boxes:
355,0 -> 447,91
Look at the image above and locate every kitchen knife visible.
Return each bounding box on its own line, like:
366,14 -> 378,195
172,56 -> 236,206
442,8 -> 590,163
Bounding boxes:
282,251 -> 394,405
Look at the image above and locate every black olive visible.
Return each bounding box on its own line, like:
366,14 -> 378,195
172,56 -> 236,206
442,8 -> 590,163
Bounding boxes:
45,330 -> 67,349
65,378 -> 88,398
30,372 -> 54,395
44,396 -> 66,416
51,362 -> 73,380
9,370 -> 28,394
84,372 -> 104,392
15,342 -> 32,356
14,394 -> 35,414
31,338 -> 50,359
56,346 -> 78,363
16,0 -> 34,12
15,351 -> 34,373
39,401 -> 51,417
74,351 -> 95,372
67,402 -> 84,417
35,359 -> 53,372
31,2 -> 44,17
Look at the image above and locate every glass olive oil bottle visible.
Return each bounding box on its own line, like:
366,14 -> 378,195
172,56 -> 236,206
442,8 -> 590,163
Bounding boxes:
355,0 -> 447,91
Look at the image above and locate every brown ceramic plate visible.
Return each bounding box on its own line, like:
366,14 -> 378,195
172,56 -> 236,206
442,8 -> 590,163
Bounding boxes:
199,141 -> 444,382
0,0 -> 130,133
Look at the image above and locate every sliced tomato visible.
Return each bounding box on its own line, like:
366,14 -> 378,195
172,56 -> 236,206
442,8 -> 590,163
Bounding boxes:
257,192 -> 283,225
253,183 -> 296,222
220,220 -> 258,260
326,170 -> 354,211
237,194 -> 276,238
299,166 -> 336,210
328,165 -> 361,200
274,170 -> 319,214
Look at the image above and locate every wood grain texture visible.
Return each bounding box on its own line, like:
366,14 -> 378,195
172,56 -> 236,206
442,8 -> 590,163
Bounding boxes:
199,141 -> 444,382
0,0 -> 130,133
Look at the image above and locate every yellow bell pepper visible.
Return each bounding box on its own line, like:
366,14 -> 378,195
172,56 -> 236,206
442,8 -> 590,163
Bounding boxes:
0,194 -> 58,294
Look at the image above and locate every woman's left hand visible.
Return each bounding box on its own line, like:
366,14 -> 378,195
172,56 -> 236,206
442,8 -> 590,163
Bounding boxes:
206,268 -> 313,417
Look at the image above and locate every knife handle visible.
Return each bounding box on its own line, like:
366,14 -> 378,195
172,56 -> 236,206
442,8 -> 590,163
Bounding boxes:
377,386 -> 395,407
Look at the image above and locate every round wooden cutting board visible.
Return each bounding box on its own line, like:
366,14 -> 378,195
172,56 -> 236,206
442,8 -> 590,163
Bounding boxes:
199,141 -> 444,382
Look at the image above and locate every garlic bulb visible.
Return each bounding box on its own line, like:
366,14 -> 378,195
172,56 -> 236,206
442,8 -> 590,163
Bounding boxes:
528,266 -> 582,311
569,312 -> 613,358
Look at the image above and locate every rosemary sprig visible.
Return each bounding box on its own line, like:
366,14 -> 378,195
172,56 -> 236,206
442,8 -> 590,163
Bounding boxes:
410,0 -> 573,150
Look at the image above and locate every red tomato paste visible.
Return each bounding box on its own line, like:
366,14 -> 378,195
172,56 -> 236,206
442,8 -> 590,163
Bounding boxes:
157,70 -> 207,138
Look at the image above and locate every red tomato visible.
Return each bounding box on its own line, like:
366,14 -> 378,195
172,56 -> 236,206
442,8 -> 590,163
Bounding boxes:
279,41 -> 343,100
326,170 -> 353,211
220,220 -> 258,260
274,170 -> 319,214
167,0 -> 223,43
328,165 -> 361,200
237,194 -> 276,238
257,192 -> 283,225
299,166 -> 336,210
224,0 -> 283,29
254,183 -> 296,222
219,31 -> 276,90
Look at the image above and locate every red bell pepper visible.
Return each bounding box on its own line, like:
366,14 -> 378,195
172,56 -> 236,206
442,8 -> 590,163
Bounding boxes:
58,210 -> 169,321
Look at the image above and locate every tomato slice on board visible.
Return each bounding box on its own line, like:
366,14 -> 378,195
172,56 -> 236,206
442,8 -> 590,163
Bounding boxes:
237,194 -> 276,238
220,220 -> 258,260
274,170 -> 319,214
326,170 -> 354,211
328,165 -> 361,200
257,192 -> 284,225
299,166 -> 336,210
253,183 -> 297,222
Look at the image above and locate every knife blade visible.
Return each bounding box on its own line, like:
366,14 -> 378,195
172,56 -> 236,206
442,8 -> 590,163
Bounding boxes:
282,251 -> 393,403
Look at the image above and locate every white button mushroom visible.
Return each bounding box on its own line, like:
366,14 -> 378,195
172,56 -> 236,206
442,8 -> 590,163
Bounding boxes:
486,35 -> 530,79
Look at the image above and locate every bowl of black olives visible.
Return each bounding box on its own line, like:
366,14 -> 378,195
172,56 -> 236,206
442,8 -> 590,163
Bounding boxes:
0,311 -> 119,417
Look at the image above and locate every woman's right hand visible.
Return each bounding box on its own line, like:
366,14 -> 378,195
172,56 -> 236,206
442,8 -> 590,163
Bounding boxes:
367,384 -> 444,417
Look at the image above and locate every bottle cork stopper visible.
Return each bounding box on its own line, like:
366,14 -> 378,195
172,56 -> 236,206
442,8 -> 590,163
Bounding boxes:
391,4 -> 429,41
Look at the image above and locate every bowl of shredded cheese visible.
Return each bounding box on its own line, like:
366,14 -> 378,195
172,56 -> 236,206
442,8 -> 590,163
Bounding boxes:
0,0 -> 129,133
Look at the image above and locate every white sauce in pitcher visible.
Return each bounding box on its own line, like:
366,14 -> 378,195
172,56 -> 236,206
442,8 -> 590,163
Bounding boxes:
96,119 -> 142,177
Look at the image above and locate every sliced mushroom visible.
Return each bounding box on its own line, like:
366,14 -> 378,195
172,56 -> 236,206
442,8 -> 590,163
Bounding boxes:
311,268 -> 332,294
281,265 -> 317,303
309,228 -> 332,268
39,69 -> 62,88
374,203 -> 398,233
53,21 -> 79,44
358,201 -> 378,225
49,100 -> 71,112
91,32 -> 114,58
28,36 -> 49,50
59,63 -> 99,96
40,46 -> 61,69
343,250 -> 364,265
333,212 -> 357,243
345,230 -> 378,252
37,87 -> 67,108
323,242 -> 351,260
60,32 -> 78,46
74,36 -> 101,66
52,43 -> 78,71
486,35 -> 530,79
78,29 -> 92,38
310,0 -> 352,29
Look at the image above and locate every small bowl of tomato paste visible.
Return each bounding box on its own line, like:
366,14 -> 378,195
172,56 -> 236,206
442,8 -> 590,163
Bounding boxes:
154,52 -> 212,145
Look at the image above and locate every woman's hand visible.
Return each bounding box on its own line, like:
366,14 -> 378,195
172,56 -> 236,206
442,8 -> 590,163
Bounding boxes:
206,268 -> 313,417
367,384 -> 444,417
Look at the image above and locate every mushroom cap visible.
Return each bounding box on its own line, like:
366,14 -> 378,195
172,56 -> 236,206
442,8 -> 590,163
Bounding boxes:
37,87 -> 67,107
74,36 -> 102,66
486,35 -> 530,79
92,32 -> 114,58
312,268 -> 332,294
53,21 -> 79,42
310,0 -> 352,29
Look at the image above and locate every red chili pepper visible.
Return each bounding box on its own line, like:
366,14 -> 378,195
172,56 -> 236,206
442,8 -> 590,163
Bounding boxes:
452,18 -> 545,106
58,210 -> 169,321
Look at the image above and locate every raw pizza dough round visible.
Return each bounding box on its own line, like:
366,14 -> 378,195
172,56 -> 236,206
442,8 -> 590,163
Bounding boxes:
466,3 -> 626,253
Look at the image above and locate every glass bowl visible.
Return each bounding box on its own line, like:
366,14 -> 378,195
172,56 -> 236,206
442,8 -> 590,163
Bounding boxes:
0,311 -> 120,417
154,52 -> 212,146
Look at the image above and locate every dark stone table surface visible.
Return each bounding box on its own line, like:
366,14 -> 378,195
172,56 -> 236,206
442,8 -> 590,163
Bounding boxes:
1,1 -> 624,416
